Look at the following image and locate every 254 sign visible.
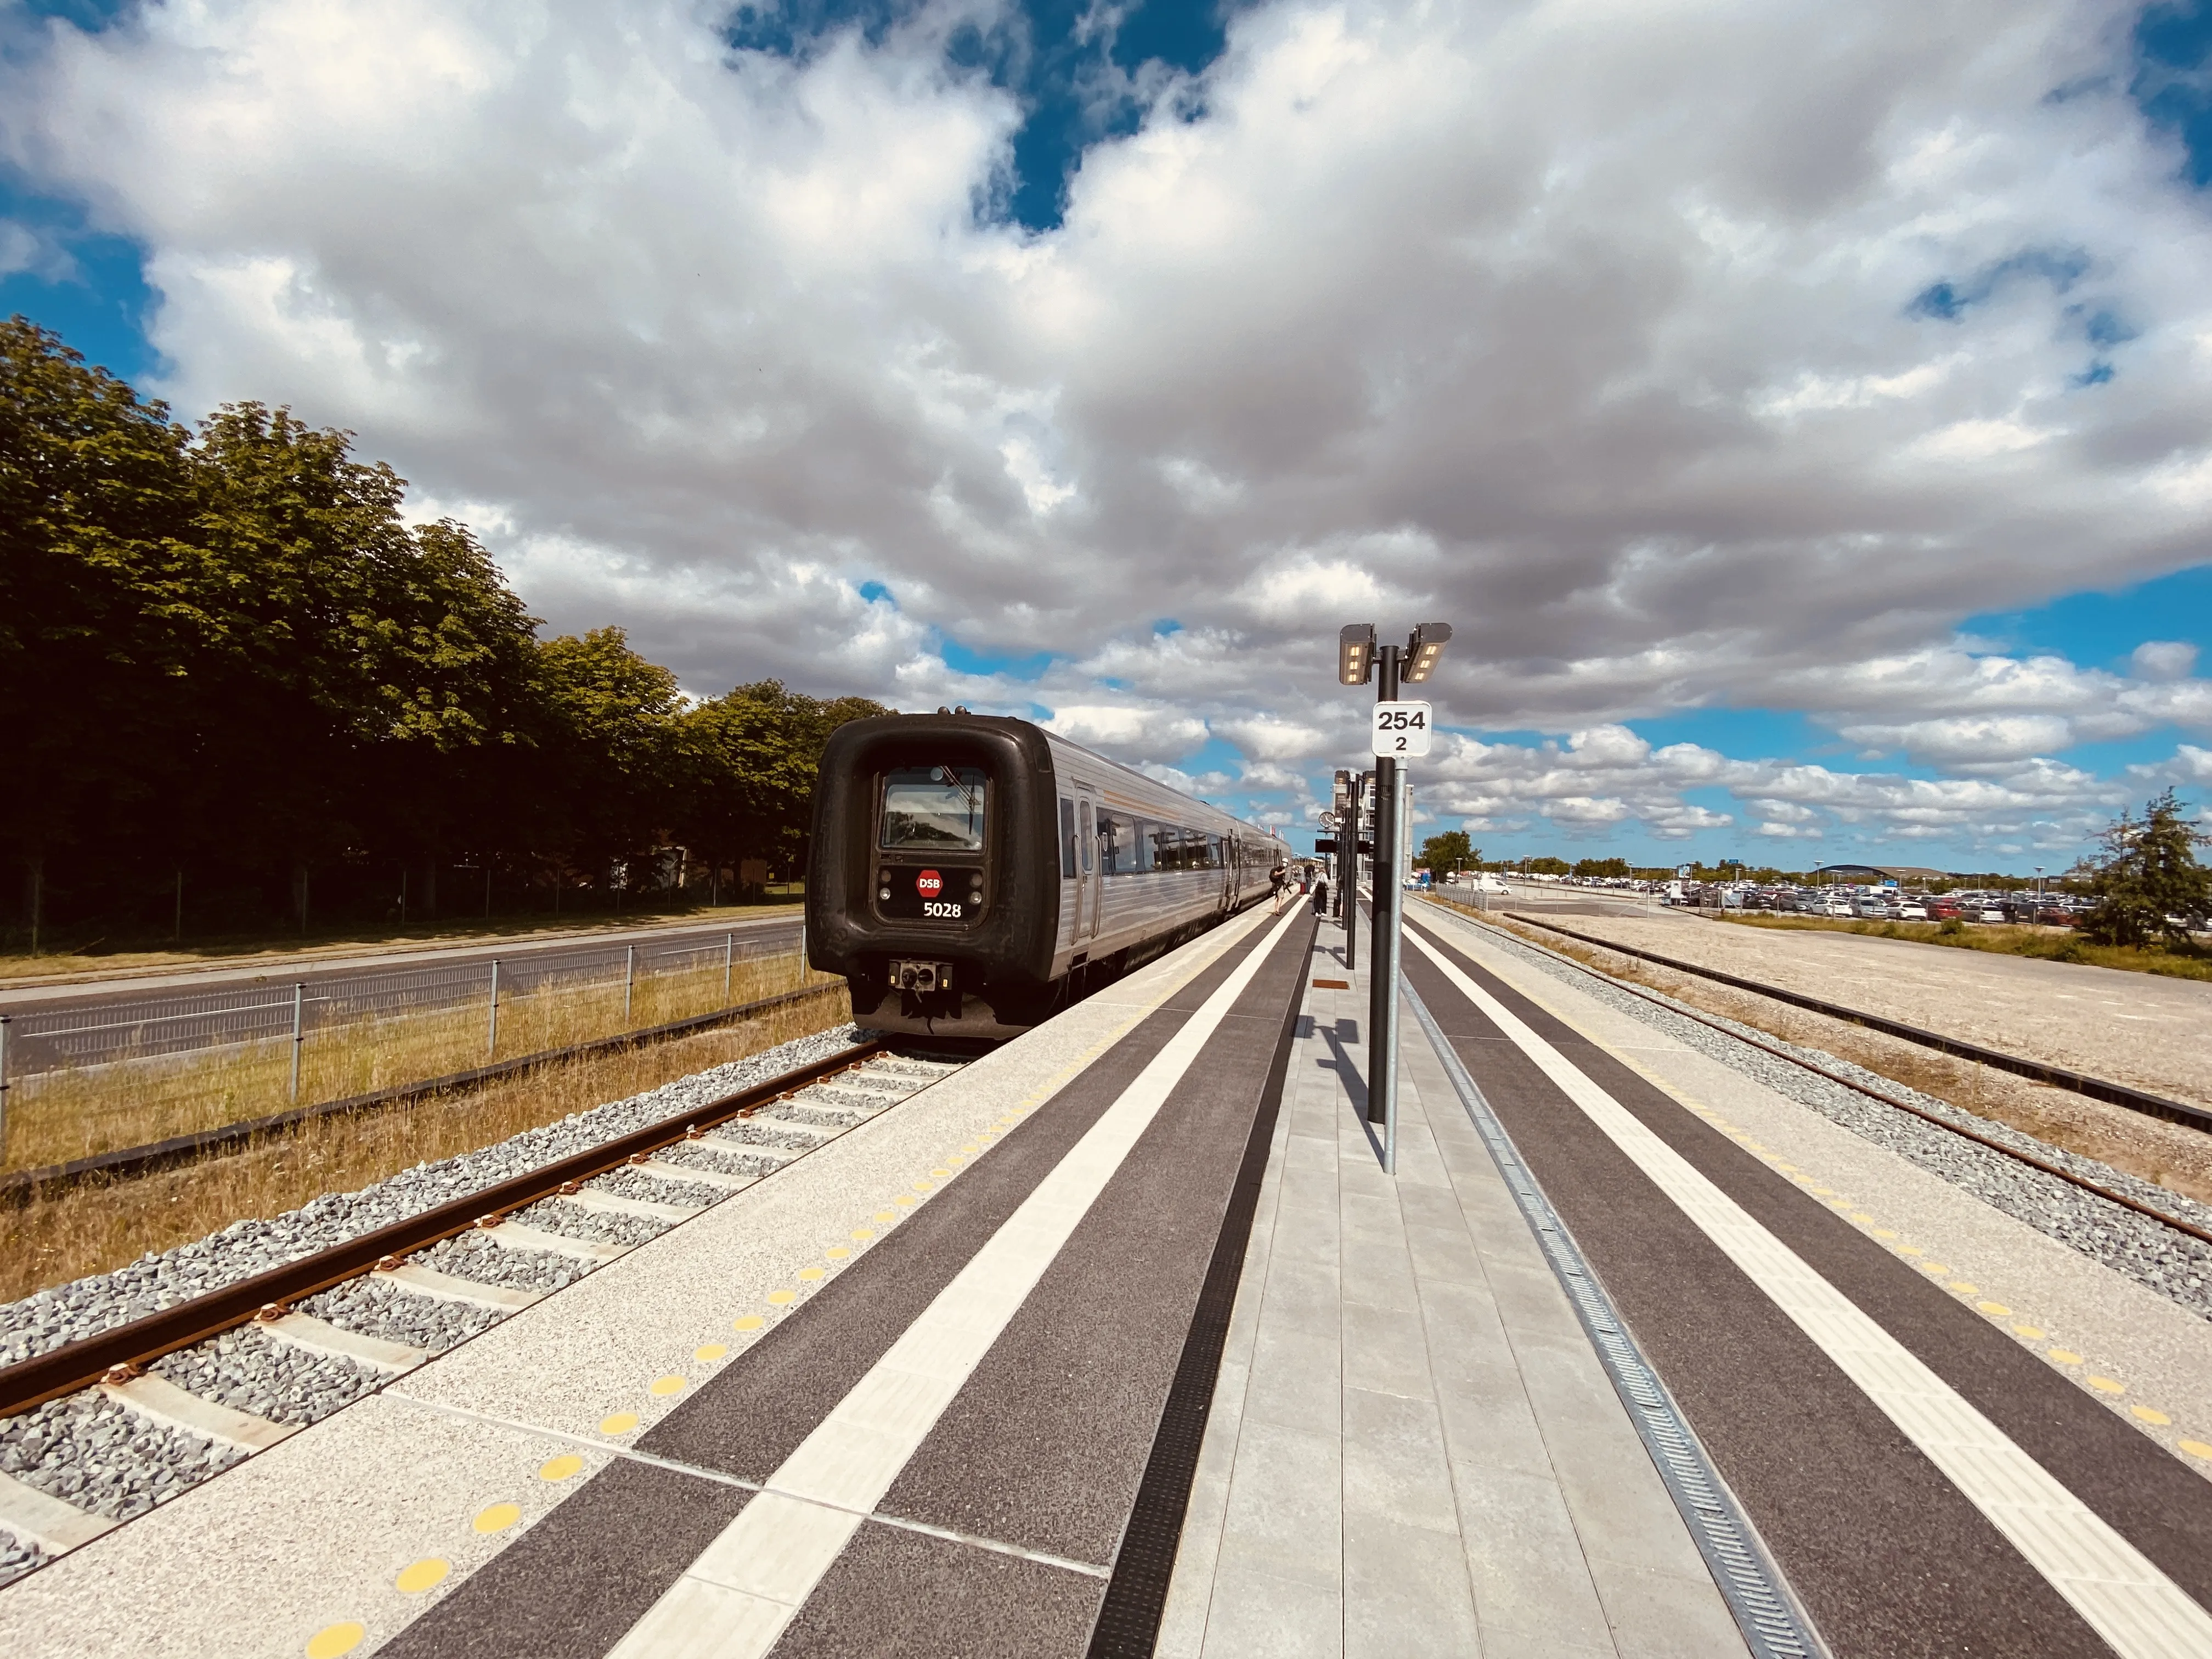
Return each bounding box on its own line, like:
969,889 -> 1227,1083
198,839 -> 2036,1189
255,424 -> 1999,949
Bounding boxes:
1370,701 -> 1433,757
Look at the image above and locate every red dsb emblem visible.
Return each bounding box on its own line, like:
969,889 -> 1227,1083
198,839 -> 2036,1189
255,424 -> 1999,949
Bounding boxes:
916,870 -> 943,897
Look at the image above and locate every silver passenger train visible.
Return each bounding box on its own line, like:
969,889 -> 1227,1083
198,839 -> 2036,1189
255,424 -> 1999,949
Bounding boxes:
805,712 -> 1293,1039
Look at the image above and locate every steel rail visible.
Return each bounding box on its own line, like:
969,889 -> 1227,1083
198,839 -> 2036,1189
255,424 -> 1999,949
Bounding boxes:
1490,909 -> 2212,1135
1,981 -> 849,1201
1413,899 -> 2212,1251
0,1038 -> 888,1420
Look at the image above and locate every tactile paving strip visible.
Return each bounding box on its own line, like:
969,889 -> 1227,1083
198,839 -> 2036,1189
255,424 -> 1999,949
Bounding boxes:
1404,977 -> 1826,1659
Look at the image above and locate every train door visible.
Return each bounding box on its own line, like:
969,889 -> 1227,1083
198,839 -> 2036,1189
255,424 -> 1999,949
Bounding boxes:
1076,794 -> 1101,944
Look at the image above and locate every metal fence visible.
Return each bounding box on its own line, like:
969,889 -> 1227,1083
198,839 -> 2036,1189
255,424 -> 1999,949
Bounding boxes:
0,928 -> 797,1104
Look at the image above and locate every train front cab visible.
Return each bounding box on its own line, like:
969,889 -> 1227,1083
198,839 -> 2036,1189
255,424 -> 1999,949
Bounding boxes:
806,714 -> 1061,1041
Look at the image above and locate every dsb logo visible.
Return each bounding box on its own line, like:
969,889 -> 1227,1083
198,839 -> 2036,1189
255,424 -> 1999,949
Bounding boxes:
916,870 -> 943,896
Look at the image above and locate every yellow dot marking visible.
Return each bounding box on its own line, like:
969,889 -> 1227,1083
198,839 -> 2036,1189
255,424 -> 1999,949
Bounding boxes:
600,1412 -> 640,1435
798,1267 -> 825,1282
650,1375 -> 686,1397
694,1344 -> 727,1363
1949,1282 -> 1977,1293
473,1502 -> 522,1535
1810,1186 -> 1835,1197
851,1228 -> 874,1242
961,1144 -> 980,1154
913,1180 -> 934,1192
2049,1349 -> 2083,1365
2087,1376 -> 2125,1396
826,1246 -> 851,1260
2013,1325 -> 2045,1340
2132,1406 -> 2172,1426
1850,1213 -> 1874,1223
395,1558 -> 450,1594
2181,1440 -> 2212,1459
732,1315 -> 765,1333
895,1195 -> 916,1207
768,1288 -> 797,1304
306,1624 -> 366,1658
1978,1301 -> 2011,1317
1921,1262 -> 1948,1275
876,1210 -> 898,1222
931,1168 -> 952,1179
539,1454 -> 585,1482
1896,1245 -> 1922,1256
1873,1228 -> 1898,1239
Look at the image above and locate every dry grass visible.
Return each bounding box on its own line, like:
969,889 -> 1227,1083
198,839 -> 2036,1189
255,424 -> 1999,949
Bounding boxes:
1713,911 -> 2212,982
0,899 -> 803,985
0,985 -> 853,1305
1424,898 -> 2212,1208
3,951 -> 839,1174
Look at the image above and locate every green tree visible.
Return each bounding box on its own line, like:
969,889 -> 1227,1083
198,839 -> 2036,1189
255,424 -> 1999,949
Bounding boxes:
675,681 -> 888,882
1572,857 -> 1629,879
0,317 -> 198,928
1525,855 -> 1570,876
2079,790 -> 2210,948
1420,830 -> 1473,874
535,628 -> 687,890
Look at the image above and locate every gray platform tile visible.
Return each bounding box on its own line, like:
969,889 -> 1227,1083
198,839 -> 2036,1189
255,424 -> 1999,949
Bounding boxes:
1243,1323 -> 1343,1436
1453,1462 -> 1617,1650
1483,1258 -> 1593,1343
1339,1234 -> 1421,1313
1586,1557 -> 1754,1659
1401,1220 -> 1485,1286
1342,1511 -> 1482,1659
1512,1330 -> 1645,1444
1479,1626 -> 1618,1659
1338,1188 -> 1406,1243
1412,1269 -> 1509,1354
1433,1367 -> 1556,1479
1340,1386 -> 1459,1534
1340,1299 -> 1434,1401
1261,1256 -> 1344,1337
1277,1164 -> 1340,1218
1216,1418 -> 1345,1587
1268,1199 -> 1342,1268
1199,1561 -> 1345,1659
1395,1181 -> 1469,1233
1285,1131 -> 1340,1174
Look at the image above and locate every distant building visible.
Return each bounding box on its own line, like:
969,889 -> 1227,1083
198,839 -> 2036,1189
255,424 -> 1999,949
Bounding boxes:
1810,863 -> 1951,884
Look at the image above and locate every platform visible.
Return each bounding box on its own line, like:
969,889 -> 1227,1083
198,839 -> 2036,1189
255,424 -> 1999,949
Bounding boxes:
1158,920 -> 1749,1657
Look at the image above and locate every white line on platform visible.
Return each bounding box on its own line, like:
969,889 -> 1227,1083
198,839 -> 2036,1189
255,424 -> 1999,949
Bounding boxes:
605,905 -> 1304,1659
1405,924 -> 2212,1659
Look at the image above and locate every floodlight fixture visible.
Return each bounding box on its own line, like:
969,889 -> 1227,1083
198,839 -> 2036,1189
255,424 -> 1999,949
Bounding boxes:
1339,624 -> 1378,686
1400,622 -> 1453,685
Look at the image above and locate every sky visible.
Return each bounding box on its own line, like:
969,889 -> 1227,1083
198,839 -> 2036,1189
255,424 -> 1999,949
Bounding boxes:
4,0 -> 2211,874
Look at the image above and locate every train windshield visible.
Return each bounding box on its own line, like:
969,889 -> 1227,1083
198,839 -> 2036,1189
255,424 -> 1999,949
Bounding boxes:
881,765 -> 988,850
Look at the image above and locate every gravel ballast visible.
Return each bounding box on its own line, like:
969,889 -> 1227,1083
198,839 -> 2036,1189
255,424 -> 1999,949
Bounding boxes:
0,1025 -> 866,1368
149,1324 -> 379,1426
653,1141 -> 783,1180
300,1276 -> 502,1354
1451,915 -> 2212,1322
516,1198 -> 667,1246
413,1232 -> 581,1295
0,1394 -> 240,1522
0,1530 -> 49,1590
589,1166 -> 726,1209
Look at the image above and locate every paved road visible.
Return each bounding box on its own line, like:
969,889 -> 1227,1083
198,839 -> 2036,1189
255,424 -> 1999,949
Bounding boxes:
1,912 -> 805,1077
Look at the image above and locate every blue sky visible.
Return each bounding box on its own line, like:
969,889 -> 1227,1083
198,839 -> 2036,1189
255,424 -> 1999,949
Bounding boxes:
7,0 -> 2212,874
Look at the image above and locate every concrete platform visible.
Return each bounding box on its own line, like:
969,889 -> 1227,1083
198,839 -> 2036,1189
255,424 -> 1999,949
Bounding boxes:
0,902 -> 1305,1658
1159,916 -> 1750,1658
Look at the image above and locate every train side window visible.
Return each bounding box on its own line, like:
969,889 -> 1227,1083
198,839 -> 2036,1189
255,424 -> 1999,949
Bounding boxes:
1060,798 -> 1077,878
1207,834 -> 1223,870
1132,818 -> 1155,873
1105,812 -> 1142,874
1079,799 -> 1094,873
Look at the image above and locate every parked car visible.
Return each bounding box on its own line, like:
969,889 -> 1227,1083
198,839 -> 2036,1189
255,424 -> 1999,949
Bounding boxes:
1852,896 -> 1889,919
1892,900 -> 1928,921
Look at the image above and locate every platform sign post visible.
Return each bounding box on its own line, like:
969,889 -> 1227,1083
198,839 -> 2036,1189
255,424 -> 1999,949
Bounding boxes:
1368,655 -> 1404,1171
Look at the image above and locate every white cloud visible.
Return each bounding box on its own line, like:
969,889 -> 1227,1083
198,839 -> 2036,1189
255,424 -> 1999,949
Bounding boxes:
7,0 -> 2212,864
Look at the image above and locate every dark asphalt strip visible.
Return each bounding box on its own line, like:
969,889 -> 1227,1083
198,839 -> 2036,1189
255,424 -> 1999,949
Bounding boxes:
1408,914 -> 2212,1618
375,917 -> 1284,1659
785,912 -> 1317,1655
1400,923 -> 2102,1659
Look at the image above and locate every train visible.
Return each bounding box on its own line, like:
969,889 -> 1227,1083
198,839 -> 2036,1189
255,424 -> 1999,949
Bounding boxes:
805,711 -> 1295,1039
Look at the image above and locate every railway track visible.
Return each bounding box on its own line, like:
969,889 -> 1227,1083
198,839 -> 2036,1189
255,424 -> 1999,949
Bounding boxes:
1419,896 -> 2212,1251
0,1039 -> 967,1581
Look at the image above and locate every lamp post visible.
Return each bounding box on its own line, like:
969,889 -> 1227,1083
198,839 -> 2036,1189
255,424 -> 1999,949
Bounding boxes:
1338,621 -> 1452,1175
